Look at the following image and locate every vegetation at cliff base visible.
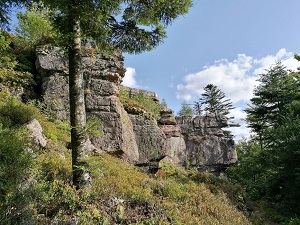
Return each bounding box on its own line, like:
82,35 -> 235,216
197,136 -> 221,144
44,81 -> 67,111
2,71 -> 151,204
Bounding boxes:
0,90 -> 260,224
1,2 -> 300,224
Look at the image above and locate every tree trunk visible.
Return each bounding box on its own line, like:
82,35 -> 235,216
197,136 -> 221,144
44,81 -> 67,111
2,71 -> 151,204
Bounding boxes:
68,2 -> 91,189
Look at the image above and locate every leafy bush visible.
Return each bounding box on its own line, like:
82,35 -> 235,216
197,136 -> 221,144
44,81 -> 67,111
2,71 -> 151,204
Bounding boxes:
0,31 -> 34,90
14,2 -> 57,47
0,127 -> 34,225
0,92 -> 36,128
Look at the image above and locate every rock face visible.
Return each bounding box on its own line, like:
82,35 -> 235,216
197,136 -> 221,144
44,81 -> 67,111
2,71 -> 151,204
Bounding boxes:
36,45 -> 139,162
158,108 -> 186,167
129,115 -> 166,164
176,116 -> 237,172
121,86 -> 159,103
36,46 -> 70,121
35,45 -> 237,172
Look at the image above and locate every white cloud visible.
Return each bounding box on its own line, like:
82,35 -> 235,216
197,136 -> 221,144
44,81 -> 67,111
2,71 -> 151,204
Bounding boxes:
122,67 -> 140,88
253,48 -> 298,75
176,53 -> 258,103
176,49 -> 299,140
227,107 -> 250,140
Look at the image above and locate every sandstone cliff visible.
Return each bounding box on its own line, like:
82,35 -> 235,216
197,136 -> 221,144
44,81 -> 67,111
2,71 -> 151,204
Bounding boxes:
35,45 -> 237,172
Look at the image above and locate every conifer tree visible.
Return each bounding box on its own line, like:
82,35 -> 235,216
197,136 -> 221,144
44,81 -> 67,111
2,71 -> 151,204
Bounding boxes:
229,61 -> 300,217
37,0 -> 193,189
245,62 -> 300,147
0,0 -> 31,30
193,101 -> 202,116
200,84 -> 234,119
178,101 -> 193,117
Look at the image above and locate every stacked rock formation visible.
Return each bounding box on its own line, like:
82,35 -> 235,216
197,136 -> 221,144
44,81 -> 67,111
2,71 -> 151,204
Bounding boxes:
35,45 -> 237,172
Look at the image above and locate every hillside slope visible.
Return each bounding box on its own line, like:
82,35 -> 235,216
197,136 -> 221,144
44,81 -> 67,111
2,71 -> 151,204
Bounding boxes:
0,92 -> 257,225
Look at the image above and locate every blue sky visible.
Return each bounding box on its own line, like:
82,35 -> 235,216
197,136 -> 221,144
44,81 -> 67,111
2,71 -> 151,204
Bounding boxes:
9,0 -> 300,140
122,0 -> 300,140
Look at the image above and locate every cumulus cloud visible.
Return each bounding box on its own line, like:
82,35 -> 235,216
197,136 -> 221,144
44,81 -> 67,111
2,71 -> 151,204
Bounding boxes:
227,107 -> 250,141
176,54 -> 258,103
253,48 -> 298,75
176,48 -> 299,139
122,67 -> 140,88
177,48 -> 298,104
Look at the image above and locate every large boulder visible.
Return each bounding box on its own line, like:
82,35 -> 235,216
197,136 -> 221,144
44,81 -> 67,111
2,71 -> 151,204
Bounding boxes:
26,119 -> 47,149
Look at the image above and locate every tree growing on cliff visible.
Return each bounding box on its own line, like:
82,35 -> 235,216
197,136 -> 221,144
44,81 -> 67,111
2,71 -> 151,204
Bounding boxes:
32,0 -> 193,189
193,101 -> 202,116
178,101 -> 193,117
200,84 -> 234,118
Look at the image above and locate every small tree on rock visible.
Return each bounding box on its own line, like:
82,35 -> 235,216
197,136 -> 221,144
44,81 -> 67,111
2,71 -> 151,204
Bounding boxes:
178,101 -> 193,117
200,84 -> 234,119
193,101 -> 203,116
194,84 -> 238,137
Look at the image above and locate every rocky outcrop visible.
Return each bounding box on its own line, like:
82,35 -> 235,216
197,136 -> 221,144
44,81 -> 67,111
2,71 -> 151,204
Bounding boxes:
36,46 -> 70,121
176,115 -> 237,173
129,115 -> 166,164
26,119 -> 47,149
36,45 -> 139,162
121,86 -> 159,103
35,45 -> 237,173
157,108 -> 237,172
158,108 -> 186,167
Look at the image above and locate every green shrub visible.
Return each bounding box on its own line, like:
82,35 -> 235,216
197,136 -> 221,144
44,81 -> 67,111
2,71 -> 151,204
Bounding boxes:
0,127 -> 34,225
285,218 -> 300,225
86,115 -> 103,139
0,127 -> 32,200
0,31 -> 34,90
28,99 -> 56,120
0,93 -> 35,128
14,2 -> 57,47
133,91 -> 161,120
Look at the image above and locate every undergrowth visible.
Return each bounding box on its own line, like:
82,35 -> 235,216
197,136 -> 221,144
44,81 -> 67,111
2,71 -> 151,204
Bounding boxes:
119,88 -> 161,120
0,91 -> 266,224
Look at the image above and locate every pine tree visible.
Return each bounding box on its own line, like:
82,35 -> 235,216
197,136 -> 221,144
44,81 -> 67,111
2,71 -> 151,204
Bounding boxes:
193,101 -> 202,116
200,84 -> 234,118
178,101 -> 193,117
232,61 -> 300,217
37,0 -> 192,189
245,62 -> 300,147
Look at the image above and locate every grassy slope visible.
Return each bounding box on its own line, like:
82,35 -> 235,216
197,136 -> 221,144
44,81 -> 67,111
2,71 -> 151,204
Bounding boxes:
0,93 -> 259,224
